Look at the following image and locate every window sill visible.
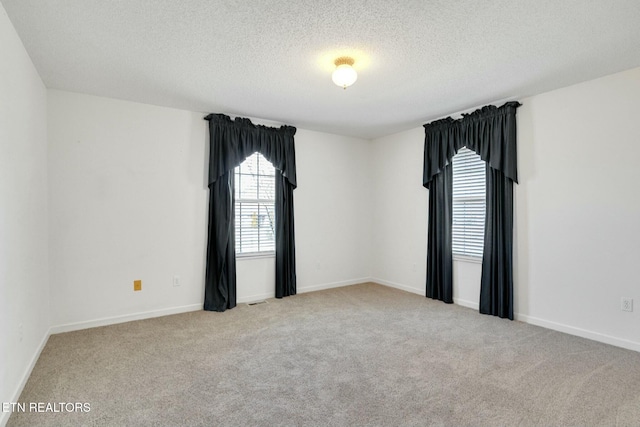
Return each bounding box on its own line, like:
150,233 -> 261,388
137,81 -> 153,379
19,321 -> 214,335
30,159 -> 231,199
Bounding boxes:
453,254 -> 483,264
236,252 -> 275,260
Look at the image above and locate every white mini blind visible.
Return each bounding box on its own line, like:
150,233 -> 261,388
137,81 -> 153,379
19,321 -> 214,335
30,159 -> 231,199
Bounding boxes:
234,152 -> 275,255
452,147 -> 486,258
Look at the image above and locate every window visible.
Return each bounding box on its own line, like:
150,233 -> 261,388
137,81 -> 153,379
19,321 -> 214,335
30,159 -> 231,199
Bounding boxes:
234,152 -> 276,256
452,147 -> 486,259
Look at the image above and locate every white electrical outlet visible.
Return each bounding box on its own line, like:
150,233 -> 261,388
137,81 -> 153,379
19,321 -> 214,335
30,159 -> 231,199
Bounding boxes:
18,323 -> 23,342
621,297 -> 633,312
173,275 -> 181,287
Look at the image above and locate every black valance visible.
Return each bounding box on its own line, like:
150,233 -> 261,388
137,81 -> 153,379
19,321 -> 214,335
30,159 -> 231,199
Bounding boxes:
423,101 -> 520,187
205,114 -> 297,187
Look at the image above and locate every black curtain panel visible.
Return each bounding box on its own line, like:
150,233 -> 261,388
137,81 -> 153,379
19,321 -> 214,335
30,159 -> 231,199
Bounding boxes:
480,167 -> 514,319
425,163 -> 453,303
204,171 -> 237,311
423,118 -> 459,304
275,172 -> 296,298
423,102 -> 521,319
203,114 -> 297,312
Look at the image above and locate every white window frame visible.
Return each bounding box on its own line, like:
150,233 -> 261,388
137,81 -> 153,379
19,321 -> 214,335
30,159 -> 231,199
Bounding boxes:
452,146 -> 486,262
234,152 -> 276,258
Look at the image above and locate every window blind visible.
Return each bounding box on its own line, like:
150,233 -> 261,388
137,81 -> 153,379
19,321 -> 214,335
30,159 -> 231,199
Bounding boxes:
234,152 -> 276,255
452,147 -> 486,258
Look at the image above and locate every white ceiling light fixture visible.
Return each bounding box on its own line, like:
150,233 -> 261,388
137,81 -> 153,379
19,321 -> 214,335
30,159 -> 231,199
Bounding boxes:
332,57 -> 357,89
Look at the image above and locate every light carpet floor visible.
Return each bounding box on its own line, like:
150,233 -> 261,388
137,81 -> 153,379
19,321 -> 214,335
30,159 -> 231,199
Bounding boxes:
8,283 -> 640,426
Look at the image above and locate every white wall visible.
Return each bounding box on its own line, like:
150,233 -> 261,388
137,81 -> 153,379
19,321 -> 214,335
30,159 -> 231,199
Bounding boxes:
370,127 -> 428,293
48,91 -> 208,328
294,129 -> 372,292
371,67 -> 640,351
515,67 -> 640,349
236,257 -> 276,303
0,4 -> 50,425
48,92 -> 372,323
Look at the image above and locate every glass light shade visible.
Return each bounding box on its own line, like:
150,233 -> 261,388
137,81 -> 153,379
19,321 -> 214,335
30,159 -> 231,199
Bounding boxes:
332,64 -> 358,88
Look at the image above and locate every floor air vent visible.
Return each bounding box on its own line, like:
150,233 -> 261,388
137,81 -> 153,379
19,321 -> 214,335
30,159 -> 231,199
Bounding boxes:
247,300 -> 267,306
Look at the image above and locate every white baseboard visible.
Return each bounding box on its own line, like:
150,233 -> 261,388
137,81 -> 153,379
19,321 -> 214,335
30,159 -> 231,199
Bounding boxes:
372,279 -> 479,311
372,279 -> 640,353
516,313 -> 640,353
370,277 -> 423,296
237,293 -> 275,304
237,278 -> 372,303
372,278 -> 480,311
298,277 -> 371,294
1,327 -> 51,427
454,298 -> 479,310
50,304 -> 202,334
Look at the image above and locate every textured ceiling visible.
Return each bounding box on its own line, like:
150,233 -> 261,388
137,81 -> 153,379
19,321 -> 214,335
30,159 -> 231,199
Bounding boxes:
3,0 -> 640,139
